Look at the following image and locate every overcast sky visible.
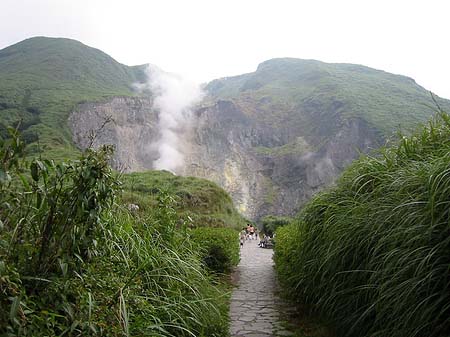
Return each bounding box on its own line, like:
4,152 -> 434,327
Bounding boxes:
1,0 -> 449,98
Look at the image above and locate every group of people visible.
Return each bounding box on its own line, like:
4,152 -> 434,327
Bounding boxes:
239,223 -> 274,248
239,224 -> 258,246
258,233 -> 274,248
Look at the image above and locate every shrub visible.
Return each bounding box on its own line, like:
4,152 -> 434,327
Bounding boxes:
191,227 -> 240,273
259,215 -> 293,236
275,112 -> 450,337
273,223 -> 302,286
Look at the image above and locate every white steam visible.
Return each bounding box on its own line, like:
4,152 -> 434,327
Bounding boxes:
140,65 -> 203,173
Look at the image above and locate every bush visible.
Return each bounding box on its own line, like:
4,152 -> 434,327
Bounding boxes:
275,112 -> 450,337
259,215 -> 292,236
191,227 -> 240,273
273,224 -> 302,285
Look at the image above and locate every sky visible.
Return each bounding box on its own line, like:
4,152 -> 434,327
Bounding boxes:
1,0 -> 449,98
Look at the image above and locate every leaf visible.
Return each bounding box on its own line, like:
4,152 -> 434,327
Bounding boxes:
18,173 -> 30,190
30,161 -> 39,182
9,296 -> 20,321
36,190 -> 42,209
59,259 -> 68,278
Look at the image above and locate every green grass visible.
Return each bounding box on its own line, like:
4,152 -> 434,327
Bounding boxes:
254,136 -> 311,157
259,214 -> 293,236
0,36 -> 145,159
274,111 -> 450,337
121,170 -> 247,229
190,227 -> 240,274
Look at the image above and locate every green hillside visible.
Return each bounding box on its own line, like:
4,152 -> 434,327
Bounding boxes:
0,37 -> 144,159
207,58 -> 450,144
121,170 -> 247,229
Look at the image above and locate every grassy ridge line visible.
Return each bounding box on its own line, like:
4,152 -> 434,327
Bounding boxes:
274,111 -> 450,337
0,37 -> 145,159
206,58 -> 450,142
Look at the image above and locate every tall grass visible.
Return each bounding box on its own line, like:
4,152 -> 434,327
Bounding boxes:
275,112 -> 450,337
85,209 -> 230,337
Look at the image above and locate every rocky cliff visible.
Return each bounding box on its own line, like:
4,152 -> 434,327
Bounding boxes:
69,95 -> 382,220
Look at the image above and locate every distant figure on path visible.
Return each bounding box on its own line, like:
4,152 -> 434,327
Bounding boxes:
249,224 -> 255,240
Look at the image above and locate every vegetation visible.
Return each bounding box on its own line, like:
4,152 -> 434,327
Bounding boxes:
0,37 -> 145,159
259,215 -> 292,236
121,170 -> 247,229
190,227 -> 240,274
274,111 -> 450,337
0,130 -> 234,336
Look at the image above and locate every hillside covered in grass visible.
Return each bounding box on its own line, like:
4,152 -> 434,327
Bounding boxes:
274,111 -> 450,337
121,170 -> 247,229
0,37 -> 145,159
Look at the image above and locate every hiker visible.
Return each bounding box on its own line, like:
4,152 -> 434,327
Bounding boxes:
239,231 -> 245,248
246,223 -> 251,240
259,234 -> 271,248
249,224 -> 255,240
259,234 -> 266,248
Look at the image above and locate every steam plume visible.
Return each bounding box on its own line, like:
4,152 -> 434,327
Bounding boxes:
139,65 -> 203,173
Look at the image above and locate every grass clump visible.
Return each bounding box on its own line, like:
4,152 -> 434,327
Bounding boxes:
274,111 -> 450,337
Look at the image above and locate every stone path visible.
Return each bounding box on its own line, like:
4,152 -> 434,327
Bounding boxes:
229,239 -> 294,337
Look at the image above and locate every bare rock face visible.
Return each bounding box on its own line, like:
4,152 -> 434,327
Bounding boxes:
68,96 -> 158,171
186,100 -> 382,219
69,96 -> 382,220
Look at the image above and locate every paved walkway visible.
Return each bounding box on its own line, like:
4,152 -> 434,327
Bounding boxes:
229,239 -> 294,337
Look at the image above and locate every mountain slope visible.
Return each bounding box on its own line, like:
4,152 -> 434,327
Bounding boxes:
0,37 -> 144,158
69,58 -> 450,219
206,58 -> 448,142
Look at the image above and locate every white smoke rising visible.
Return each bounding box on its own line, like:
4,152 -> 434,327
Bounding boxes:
141,65 -> 204,173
